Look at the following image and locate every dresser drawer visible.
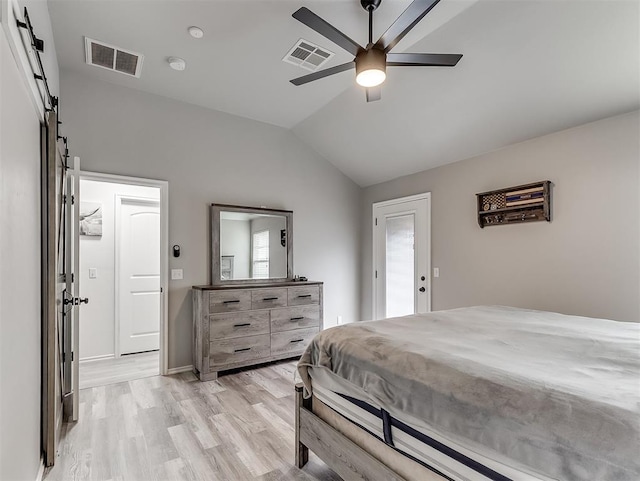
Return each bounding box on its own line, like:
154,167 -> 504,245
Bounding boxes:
271,327 -> 318,357
210,290 -> 251,313
210,311 -> 270,340
288,286 -> 320,306
251,288 -> 287,310
209,334 -> 270,367
271,306 -> 320,332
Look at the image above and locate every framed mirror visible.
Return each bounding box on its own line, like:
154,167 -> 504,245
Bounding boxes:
211,204 -> 293,285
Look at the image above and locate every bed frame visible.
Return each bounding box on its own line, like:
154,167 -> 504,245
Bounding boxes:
295,383 -> 412,481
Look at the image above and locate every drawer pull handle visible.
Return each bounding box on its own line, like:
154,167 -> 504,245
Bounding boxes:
290,317 -> 304,321
297,294 -> 312,298
233,323 -> 251,327
290,339 -> 304,343
234,347 -> 251,353
262,297 -> 279,301
223,300 -> 240,304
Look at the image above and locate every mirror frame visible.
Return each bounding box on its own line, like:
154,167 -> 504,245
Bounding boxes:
210,203 -> 294,285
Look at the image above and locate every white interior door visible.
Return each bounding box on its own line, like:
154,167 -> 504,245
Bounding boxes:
373,194 -> 430,320
117,197 -> 161,355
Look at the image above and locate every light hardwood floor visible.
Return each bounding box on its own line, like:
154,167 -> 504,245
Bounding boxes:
45,361 -> 341,481
79,351 -> 160,390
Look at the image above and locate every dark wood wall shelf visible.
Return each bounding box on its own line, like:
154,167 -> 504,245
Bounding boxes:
476,181 -> 551,228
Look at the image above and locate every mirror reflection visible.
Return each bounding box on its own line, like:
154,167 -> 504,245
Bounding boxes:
220,211 -> 287,280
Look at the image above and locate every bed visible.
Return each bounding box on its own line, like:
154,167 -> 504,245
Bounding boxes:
295,306 -> 640,481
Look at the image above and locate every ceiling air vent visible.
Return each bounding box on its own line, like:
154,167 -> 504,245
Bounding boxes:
283,39 -> 334,72
84,37 -> 144,78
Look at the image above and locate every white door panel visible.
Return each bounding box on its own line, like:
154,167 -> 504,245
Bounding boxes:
374,195 -> 430,320
118,198 -> 160,355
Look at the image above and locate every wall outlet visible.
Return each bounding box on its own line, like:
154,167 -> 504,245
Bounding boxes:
88,268 -> 97,279
171,269 -> 183,280
433,267 -> 440,278
337,315 -> 343,325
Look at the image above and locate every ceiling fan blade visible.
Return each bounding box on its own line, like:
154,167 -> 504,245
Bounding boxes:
387,52 -> 462,67
366,86 -> 382,102
375,0 -> 441,53
293,7 -> 363,56
290,61 -> 355,86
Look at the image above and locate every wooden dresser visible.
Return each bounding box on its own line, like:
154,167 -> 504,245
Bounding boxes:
192,281 -> 323,381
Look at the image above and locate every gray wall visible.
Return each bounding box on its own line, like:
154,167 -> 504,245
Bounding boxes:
361,111 -> 639,322
60,70 -> 362,369
0,2 -> 59,478
0,26 -> 40,481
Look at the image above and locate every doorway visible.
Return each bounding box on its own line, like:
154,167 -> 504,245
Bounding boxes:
78,173 -> 168,389
373,193 -> 431,320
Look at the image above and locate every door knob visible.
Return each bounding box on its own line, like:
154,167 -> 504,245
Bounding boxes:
419,287 -> 426,293
79,298 -> 89,305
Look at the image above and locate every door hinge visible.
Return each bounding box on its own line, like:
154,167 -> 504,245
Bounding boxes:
71,273 -> 74,283
375,218 -> 378,226
71,195 -> 75,205
375,270 -> 378,279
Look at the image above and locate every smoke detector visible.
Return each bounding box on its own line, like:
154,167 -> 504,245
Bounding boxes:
84,37 -> 143,77
188,26 -> 204,39
167,57 -> 187,71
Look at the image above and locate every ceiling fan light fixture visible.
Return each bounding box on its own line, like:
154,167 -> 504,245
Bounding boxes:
355,48 -> 386,87
356,68 -> 386,87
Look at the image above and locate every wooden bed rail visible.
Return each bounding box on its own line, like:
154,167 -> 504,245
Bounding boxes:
295,383 -> 407,481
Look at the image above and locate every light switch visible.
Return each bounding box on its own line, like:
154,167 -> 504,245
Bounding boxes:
433,267 -> 440,278
171,269 -> 183,280
89,268 -> 98,279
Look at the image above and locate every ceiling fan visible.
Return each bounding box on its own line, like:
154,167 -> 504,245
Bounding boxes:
290,0 -> 463,102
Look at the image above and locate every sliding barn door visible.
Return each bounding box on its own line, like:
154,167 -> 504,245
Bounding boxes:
42,111 -> 79,466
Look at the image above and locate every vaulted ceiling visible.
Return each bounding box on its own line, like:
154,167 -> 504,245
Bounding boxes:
49,0 -> 640,186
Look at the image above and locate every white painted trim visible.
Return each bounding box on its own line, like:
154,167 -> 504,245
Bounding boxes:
114,194 -> 160,358
372,192 -> 432,320
167,365 -> 194,375
79,171 -> 169,376
79,354 -> 115,363
34,457 -> 45,481
373,192 -> 432,209
70,157 -> 81,422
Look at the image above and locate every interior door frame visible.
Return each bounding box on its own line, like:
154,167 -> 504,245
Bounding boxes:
79,171 -> 169,375
114,195 -> 161,358
372,192 -> 431,320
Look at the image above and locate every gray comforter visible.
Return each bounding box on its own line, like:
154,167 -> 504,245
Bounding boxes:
297,306 -> 640,481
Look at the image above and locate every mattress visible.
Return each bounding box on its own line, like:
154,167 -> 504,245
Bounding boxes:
312,382 -> 549,481
298,306 -> 640,481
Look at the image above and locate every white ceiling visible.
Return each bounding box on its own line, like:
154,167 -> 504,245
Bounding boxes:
49,0 -> 639,187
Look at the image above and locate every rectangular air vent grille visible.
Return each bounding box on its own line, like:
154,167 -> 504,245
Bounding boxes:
283,39 -> 334,72
85,37 -> 143,78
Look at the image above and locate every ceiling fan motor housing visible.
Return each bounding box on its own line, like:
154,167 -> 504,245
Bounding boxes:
361,0 -> 382,11
356,48 -> 386,76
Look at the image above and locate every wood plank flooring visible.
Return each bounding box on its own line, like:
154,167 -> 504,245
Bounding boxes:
45,361 -> 341,481
79,351 -> 159,390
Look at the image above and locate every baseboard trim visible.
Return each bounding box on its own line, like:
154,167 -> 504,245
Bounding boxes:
35,458 -> 45,481
79,354 -> 115,363
167,365 -> 193,375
